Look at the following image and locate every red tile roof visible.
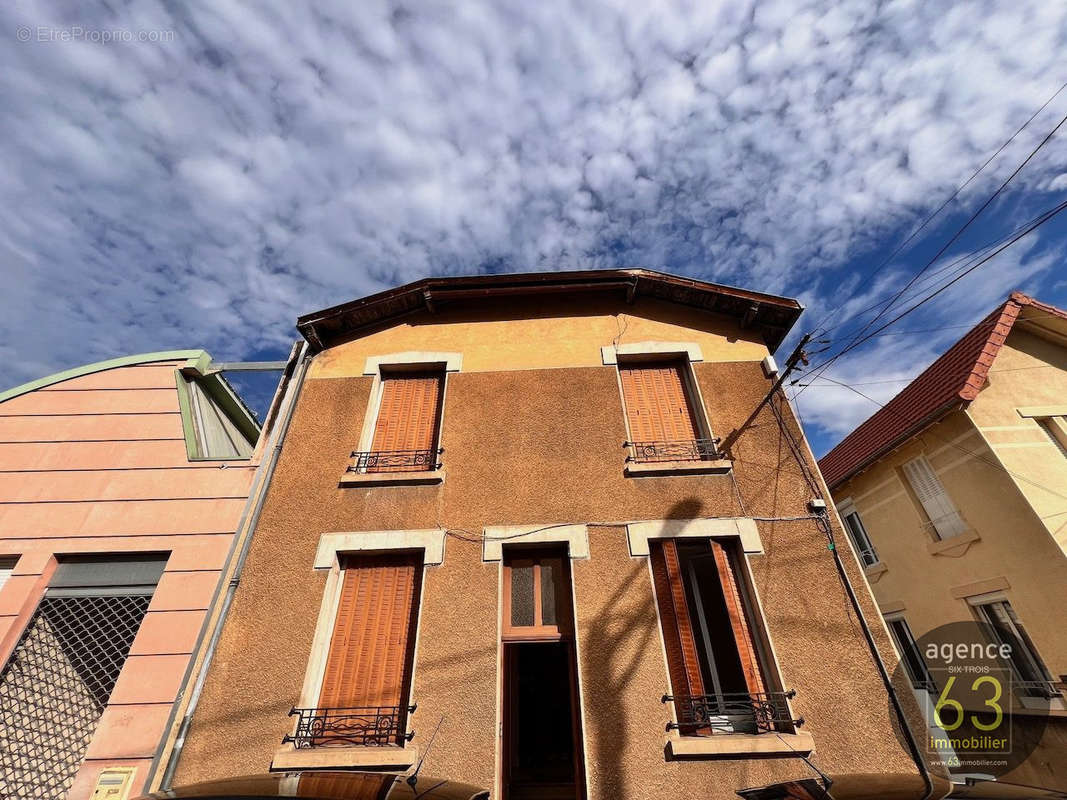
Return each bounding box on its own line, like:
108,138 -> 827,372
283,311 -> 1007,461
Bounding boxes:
818,292 -> 1067,489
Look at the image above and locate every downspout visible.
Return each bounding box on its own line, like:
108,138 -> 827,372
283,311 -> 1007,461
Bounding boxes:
824,524 -> 940,800
152,341 -> 311,790
771,395 -> 941,800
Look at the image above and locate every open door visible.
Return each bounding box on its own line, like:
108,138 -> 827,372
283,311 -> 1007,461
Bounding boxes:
500,548 -> 585,800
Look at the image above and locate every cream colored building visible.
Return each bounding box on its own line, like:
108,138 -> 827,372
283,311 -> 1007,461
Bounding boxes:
820,291 -> 1067,794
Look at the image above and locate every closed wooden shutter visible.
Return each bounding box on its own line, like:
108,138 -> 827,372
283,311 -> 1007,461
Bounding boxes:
902,456 -> 965,538
619,362 -> 700,443
650,540 -> 705,700
318,552 -> 422,744
711,541 -> 765,696
370,371 -> 443,471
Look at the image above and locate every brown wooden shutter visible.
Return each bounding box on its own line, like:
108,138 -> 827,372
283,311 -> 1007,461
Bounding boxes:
371,371 -> 443,468
711,541 -> 766,696
297,773 -> 393,800
619,362 -> 700,443
649,540 -> 705,699
318,552 -> 422,743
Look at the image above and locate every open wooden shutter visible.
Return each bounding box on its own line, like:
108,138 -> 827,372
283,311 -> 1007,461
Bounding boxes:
711,541 -> 765,696
619,362 -> 700,443
318,552 -> 422,743
650,540 -> 705,699
371,371 -> 443,467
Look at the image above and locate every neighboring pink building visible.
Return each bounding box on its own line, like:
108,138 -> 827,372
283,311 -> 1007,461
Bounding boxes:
0,350 -> 290,800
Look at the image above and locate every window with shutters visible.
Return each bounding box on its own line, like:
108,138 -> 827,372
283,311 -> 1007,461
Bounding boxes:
287,552 -> 422,749
900,456 -> 968,540
650,538 -> 795,736
353,369 -> 445,474
618,359 -> 719,465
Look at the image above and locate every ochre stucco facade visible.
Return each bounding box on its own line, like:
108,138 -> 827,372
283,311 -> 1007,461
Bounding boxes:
172,296 -> 928,799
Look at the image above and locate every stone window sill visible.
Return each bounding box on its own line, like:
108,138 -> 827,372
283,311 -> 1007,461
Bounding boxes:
666,731 -> 814,759
864,562 -> 888,580
926,528 -> 980,557
624,459 -> 732,478
271,744 -> 418,771
339,469 -> 444,487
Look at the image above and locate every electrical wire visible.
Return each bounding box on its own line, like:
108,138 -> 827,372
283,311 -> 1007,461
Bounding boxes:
797,195 -> 1067,389
809,80 -> 1067,338
799,100 -> 1067,396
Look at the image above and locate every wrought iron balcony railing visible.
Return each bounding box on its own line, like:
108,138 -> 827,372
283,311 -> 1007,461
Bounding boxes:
284,705 -> 416,748
663,691 -> 801,735
626,438 -> 721,463
1014,680 -> 1062,699
348,448 -> 442,474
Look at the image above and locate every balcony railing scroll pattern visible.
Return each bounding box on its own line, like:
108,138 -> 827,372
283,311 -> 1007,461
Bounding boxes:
284,705 -> 416,748
348,448 -> 442,474
626,437 -> 721,464
663,690 -> 801,736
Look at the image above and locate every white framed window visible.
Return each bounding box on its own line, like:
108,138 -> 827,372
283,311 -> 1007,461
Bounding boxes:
901,455 -> 967,540
838,504 -> 880,568
884,613 -> 936,693
969,596 -> 1057,700
1037,417 -> 1067,459
0,557 -> 17,594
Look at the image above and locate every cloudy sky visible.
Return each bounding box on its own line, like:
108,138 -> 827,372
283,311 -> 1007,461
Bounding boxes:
4,1 -> 1067,454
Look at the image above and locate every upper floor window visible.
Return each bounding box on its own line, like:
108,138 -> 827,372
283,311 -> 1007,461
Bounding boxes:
884,614 -> 936,693
356,369 -> 444,473
1037,416 -> 1067,459
971,597 -> 1057,699
841,508 -> 880,568
618,359 -> 717,464
180,374 -> 259,460
901,455 -> 967,540
650,538 -> 793,737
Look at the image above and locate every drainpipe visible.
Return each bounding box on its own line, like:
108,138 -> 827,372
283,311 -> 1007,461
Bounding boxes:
152,341 -> 311,790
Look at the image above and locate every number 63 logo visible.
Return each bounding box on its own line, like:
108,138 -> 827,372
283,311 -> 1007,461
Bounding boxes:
934,675 -> 1004,731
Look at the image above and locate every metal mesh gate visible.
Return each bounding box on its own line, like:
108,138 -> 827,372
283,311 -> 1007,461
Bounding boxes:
0,594 -> 152,799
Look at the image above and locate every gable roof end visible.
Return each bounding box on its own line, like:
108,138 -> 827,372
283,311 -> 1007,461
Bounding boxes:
818,292 -> 1067,489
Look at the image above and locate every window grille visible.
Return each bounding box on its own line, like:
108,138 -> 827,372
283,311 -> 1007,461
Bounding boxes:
0,594 -> 151,799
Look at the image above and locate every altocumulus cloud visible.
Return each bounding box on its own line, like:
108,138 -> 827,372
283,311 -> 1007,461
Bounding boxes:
3,0 -> 1067,447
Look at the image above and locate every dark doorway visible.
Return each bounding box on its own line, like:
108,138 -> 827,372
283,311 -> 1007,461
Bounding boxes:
501,547 -> 585,800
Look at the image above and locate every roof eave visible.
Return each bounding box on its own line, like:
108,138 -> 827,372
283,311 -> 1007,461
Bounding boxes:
297,269 -> 804,354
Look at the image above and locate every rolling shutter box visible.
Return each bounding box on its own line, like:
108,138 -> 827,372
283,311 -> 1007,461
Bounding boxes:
318,551 -> 422,743
619,362 -> 701,443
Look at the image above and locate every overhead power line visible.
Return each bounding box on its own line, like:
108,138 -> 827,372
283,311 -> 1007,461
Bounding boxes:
809,81 -> 1067,338
798,196 -> 1067,382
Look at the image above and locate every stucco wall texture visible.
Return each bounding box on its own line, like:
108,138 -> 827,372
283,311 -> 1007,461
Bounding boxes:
175,311 -> 921,798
